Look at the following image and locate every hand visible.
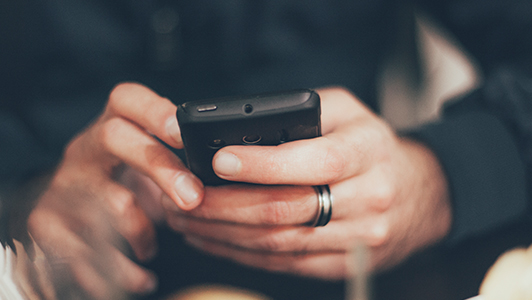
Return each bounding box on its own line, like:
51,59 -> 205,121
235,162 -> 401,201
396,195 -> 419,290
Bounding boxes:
27,83 -> 204,298
164,87 -> 451,279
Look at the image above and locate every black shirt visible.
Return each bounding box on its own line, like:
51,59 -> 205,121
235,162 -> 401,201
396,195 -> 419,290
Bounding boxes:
1,1 -> 531,299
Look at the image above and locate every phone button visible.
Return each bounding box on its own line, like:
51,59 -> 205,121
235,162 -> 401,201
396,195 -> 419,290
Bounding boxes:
197,105 -> 218,112
242,134 -> 262,144
208,139 -> 226,149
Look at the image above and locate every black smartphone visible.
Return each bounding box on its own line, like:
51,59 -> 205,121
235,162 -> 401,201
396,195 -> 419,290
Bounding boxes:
176,89 -> 321,185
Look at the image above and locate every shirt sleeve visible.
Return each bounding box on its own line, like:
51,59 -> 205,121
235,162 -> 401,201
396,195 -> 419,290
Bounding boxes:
407,106 -> 528,243
406,0 -> 532,243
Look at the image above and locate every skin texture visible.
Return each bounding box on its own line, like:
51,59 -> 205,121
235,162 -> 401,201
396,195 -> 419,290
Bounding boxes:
165,87 -> 452,279
26,83 -> 204,299
25,83 -> 451,297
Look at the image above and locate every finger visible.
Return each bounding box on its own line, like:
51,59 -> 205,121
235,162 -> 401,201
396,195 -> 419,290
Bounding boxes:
316,86 -> 372,134
184,236 -> 349,280
51,256 -> 117,300
57,247 -> 157,298
212,122 -> 383,185
107,246 -> 158,294
325,163 -> 397,220
103,181 -> 158,261
118,166 -> 167,222
97,116 -> 203,210
31,210 -> 157,298
166,171 -> 392,247
37,176 -> 158,262
163,185 -> 317,226
211,86 -> 394,185
164,168 -> 393,227
106,82 -> 183,149
172,217 -> 387,254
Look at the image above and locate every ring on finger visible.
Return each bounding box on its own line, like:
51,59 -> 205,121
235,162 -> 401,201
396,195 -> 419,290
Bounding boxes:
308,185 -> 333,227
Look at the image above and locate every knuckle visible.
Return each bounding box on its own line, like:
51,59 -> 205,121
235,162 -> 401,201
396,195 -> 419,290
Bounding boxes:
125,220 -> 147,240
318,146 -> 346,182
116,205 -> 151,242
107,82 -> 136,111
367,221 -> 391,247
262,200 -> 292,225
99,117 -> 126,152
144,145 -> 172,168
108,187 -> 137,217
371,183 -> 395,211
258,231 -> 286,252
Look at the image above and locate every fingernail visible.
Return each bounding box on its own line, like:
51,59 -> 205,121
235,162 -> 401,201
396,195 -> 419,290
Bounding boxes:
165,116 -> 182,147
174,173 -> 203,207
213,152 -> 241,177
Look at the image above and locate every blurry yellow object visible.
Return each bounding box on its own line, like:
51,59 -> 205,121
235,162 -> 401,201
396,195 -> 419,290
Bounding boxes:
166,284 -> 271,300
478,244 -> 532,300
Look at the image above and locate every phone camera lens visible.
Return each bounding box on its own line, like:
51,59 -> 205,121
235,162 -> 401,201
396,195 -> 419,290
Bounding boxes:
242,134 -> 261,144
244,104 -> 253,114
208,139 -> 226,149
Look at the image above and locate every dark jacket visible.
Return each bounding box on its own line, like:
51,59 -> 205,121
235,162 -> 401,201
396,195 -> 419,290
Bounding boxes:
1,1 -> 531,299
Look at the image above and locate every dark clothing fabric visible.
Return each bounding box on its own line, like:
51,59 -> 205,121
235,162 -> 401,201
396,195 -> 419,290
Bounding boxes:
1,0 -> 398,180
411,0 -> 532,242
1,0 -> 532,299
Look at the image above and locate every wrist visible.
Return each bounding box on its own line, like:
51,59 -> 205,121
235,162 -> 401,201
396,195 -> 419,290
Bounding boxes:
398,138 -> 452,250
405,112 -> 527,243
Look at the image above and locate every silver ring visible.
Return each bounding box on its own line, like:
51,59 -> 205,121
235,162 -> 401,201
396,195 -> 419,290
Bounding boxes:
309,185 -> 333,227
